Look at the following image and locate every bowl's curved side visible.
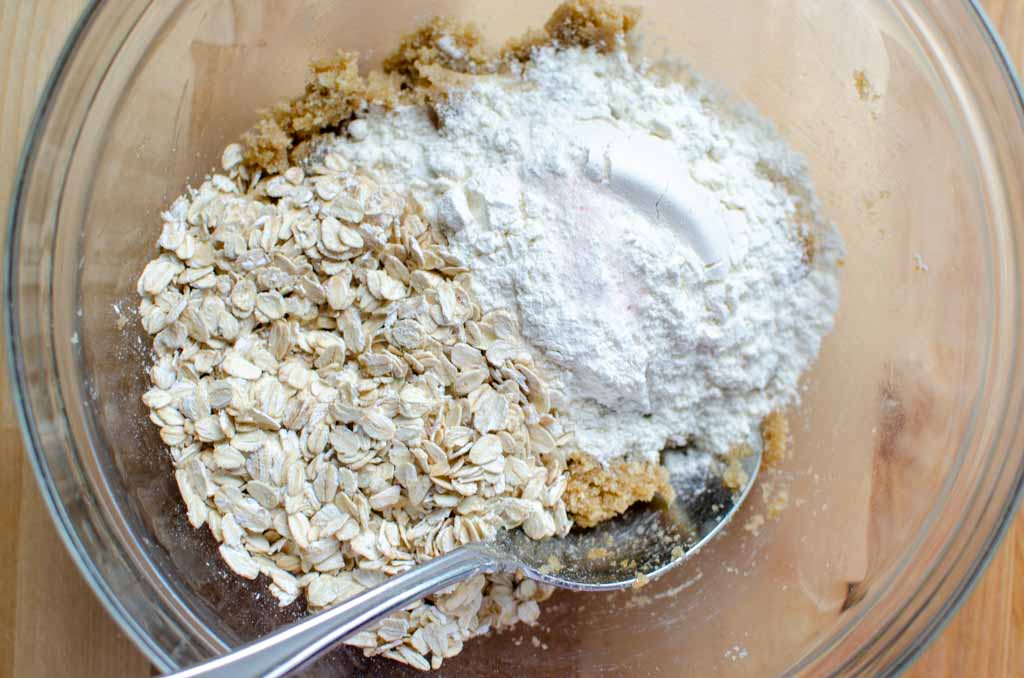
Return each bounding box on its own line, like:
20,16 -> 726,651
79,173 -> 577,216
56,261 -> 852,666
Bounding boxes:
869,1 -> 1024,670
7,1 -> 1024,676
4,0 -> 223,671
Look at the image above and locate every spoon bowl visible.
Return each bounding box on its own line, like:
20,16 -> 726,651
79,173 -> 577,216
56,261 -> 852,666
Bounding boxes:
500,443 -> 763,591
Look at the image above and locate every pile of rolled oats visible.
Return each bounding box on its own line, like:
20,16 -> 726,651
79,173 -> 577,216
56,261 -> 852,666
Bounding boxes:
137,143 -> 573,670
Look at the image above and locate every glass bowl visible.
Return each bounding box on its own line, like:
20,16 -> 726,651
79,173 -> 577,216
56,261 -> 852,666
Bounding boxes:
7,0 -> 1024,675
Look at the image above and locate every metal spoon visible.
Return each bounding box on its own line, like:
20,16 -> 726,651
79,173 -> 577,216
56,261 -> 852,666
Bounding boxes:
170,439 -> 762,677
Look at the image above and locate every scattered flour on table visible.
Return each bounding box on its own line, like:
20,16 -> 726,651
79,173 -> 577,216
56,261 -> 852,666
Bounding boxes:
327,44 -> 842,464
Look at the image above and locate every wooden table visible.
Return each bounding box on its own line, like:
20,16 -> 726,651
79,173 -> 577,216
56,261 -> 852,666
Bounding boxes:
1,1 -> 1022,675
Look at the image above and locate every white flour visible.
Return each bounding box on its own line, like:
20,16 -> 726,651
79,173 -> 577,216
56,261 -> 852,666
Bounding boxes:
327,44 -> 841,463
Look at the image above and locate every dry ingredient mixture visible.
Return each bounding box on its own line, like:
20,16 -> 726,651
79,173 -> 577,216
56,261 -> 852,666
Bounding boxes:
328,36 -> 840,465
135,0 -> 841,671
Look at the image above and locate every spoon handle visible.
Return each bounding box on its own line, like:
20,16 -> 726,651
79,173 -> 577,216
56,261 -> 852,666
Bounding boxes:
169,543 -> 499,678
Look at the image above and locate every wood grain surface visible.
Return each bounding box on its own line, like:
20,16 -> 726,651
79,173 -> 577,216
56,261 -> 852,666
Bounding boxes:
0,1 -> 1021,676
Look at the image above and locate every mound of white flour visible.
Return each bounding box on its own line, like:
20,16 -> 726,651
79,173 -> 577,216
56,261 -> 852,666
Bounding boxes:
327,44 -> 841,463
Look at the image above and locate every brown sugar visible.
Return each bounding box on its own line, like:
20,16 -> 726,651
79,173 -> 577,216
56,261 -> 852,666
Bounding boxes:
566,410 -> 792,527
506,0 -> 640,59
381,17 -> 496,87
760,410 -> 791,467
853,69 -> 881,102
544,0 -> 639,50
721,444 -> 753,491
241,52 -> 405,174
241,0 -> 640,175
563,452 -> 674,528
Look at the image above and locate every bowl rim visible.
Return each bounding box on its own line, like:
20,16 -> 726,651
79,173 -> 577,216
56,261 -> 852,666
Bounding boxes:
6,0 -> 1024,674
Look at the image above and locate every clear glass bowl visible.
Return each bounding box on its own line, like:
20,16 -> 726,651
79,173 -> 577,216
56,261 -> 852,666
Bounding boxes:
7,0 -> 1024,675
